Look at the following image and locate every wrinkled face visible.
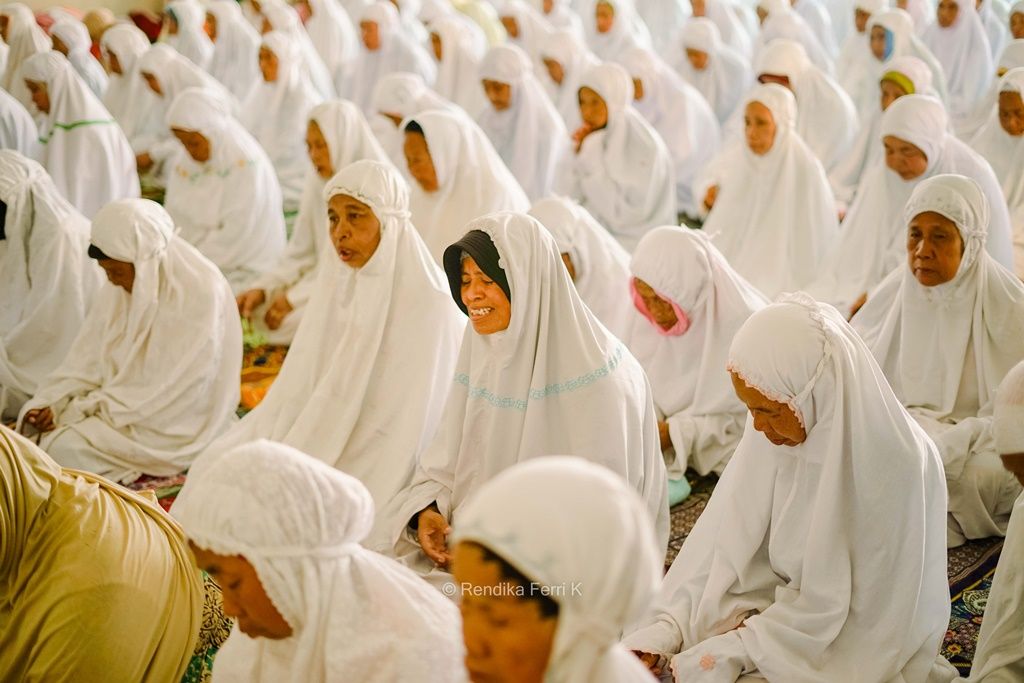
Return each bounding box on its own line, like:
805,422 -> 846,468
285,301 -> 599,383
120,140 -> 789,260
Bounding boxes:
634,278 -> 678,331
1012,10 -> 1024,39
403,131 -> 440,192
51,34 -> 70,56
361,20 -> 381,50
883,135 -> 929,181
744,100 -> 776,155
258,45 -> 279,82
306,120 -> 333,179
595,2 -> 615,32
500,15 -> 520,38
142,71 -> 163,96
937,0 -> 959,27
870,25 -> 888,60
730,372 -> 808,446
327,193 -> 382,269
685,48 -> 709,70
691,0 -> 707,16
758,73 -> 791,90
542,57 -> 564,85
189,543 -> 293,640
172,127 -> 212,162
483,79 -> 513,111
998,90 -> 1024,136
907,210 -> 964,286
880,79 -> 909,111
578,86 -> 608,129
205,11 -> 218,40
460,256 -> 512,334
855,7 -> 871,32
97,258 -> 136,293
25,80 -> 49,114
107,50 -> 123,75
453,542 -> 558,683
431,31 -> 443,61
1000,453 -> 1024,487
631,77 -> 644,100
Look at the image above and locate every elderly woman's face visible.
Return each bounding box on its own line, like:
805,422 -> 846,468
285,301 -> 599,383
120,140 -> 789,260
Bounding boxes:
998,91 -> 1024,137
461,256 -> 512,334
306,120 -> 334,179
731,372 -> 808,446
744,100 -> 776,155
328,193 -> 382,269
578,86 -> 609,129
483,79 -> 513,111
869,25 -> 888,60
883,135 -> 928,180
907,210 -> 964,286
25,80 -> 49,114
403,131 -> 440,192
96,258 -> 136,293
634,278 -> 679,331
595,2 -> 615,33
453,542 -> 557,683
880,79 -> 909,111
172,128 -> 212,162
258,46 -> 279,82
937,0 -> 959,27
189,542 -> 293,640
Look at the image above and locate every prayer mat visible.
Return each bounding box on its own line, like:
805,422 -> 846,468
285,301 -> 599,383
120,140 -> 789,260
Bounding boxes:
942,537 -> 1004,676
239,344 -> 289,414
127,473 -> 188,512
665,472 -> 719,569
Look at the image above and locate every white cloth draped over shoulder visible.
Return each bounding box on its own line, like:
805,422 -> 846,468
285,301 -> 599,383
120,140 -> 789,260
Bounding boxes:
305,0 -> 359,95
17,199 -> 241,484
627,227 -> 767,477
868,10 -> 950,108
163,0 -> 214,70
496,0 -> 555,63
404,108 -> 529,262
538,28 -> 599,131
674,18 -> 754,124
205,0 -> 262,103
528,195 -> 634,340
622,294 -> 957,683
583,0 -> 653,62
258,0 -> 336,100
452,457 -> 662,683
922,0 -> 996,123
430,15 -> 488,117
20,52 -> 139,220
369,72 -> 454,168
172,440 -> 468,683
477,44 -> 570,201
957,38 -> 1024,139
0,86 -> 38,158
698,84 -> 837,298
50,19 -> 108,98
635,0 -> 689,53
100,23 -> 160,155
164,87 -> 286,293
754,0 -> 834,75
0,151 -> 100,419
381,212 -> 668,574
567,62 -> 675,252
836,0 -> 885,111
0,4 -> 51,109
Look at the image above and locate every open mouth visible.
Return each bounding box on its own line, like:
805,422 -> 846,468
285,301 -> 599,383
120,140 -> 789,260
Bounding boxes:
469,306 -> 494,321
337,247 -> 354,262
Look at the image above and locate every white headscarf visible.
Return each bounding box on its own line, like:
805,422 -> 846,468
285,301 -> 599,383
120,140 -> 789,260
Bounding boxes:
258,0 -> 336,99
430,14 -> 488,117
164,87 -> 286,292
164,0 -> 214,70
477,44 -> 570,201
836,0 -> 886,110
404,108 -> 529,262
623,294 -> 955,683
701,84 -> 837,297
620,47 -> 722,214
753,39 -> 859,172
305,0 -> 358,95
383,212 -> 668,564
584,0 -> 653,61
698,0 -> 755,57
970,67 -> 1024,277
205,0 -> 262,103
368,72 -> 454,167
538,28 -> 599,130
956,37 -> 1024,138
242,31 -> 323,210
530,0 -> 584,40
792,0 -> 840,57
20,51 -> 140,219
922,0 -> 995,121
50,19 -> 108,98
0,151 -> 100,419
496,0 -> 555,62
868,9 -> 950,107
980,0 -> 1011,57
0,4 -> 50,108
99,23 -> 158,153
570,62 -> 676,252
0,86 -> 38,158
674,18 -> 754,124
635,0 -> 690,53
17,199 -> 241,482
172,439 -> 468,683
627,226 -> 767,476
453,456 -> 661,683
754,0 -> 835,74
209,161 -> 464,551
528,195 -> 634,340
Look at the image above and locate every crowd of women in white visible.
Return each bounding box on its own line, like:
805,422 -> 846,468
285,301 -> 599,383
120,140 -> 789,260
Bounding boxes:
3,0 -> 1024,679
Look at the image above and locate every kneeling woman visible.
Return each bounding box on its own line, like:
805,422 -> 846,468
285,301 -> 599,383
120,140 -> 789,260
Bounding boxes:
624,294 -> 956,682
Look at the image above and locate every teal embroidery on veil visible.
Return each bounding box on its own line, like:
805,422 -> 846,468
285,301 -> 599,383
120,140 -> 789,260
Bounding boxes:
454,345 -> 625,411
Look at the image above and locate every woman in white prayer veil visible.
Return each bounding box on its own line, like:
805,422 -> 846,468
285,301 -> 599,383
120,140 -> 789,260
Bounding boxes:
811,95 -> 1015,316
257,0 -> 336,99
380,211 -> 668,581
163,0 -> 214,70
402,109 -> 529,262
635,0 -> 689,52
164,87 -> 286,293
369,72 -> 454,168
585,0 -> 653,61
0,87 -> 38,158
624,294 -> 958,683
621,46 -> 722,218
969,360 -> 1024,682
172,440 -> 468,683
981,0 -> 1011,57
349,2 -> 437,112
100,24 -> 155,152
970,67 -> 1024,277
792,0 -> 840,58
923,0 -> 995,123
477,44 -> 570,201
532,0 -> 584,40
689,0 -> 754,59
528,195 -> 634,340
0,4 -> 50,109
0,151 -> 100,420
20,52 -> 140,220
205,0 -> 262,103
305,0 -> 358,95
451,457 -> 661,683
430,15 -> 489,118
836,0 -> 886,109
18,199 -> 241,484
674,18 -> 754,124
242,32 -> 323,214
865,10 -> 950,112
696,84 -> 837,298
203,160 -> 464,549
626,226 -> 767,484
496,0 -> 555,63
957,38 -> 1024,138
538,28 -> 599,131
853,174 -> 1024,547
567,62 -> 675,252
238,101 -> 391,345
50,19 -> 108,99
753,0 -> 834,75
1014,0 -> 1024,38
